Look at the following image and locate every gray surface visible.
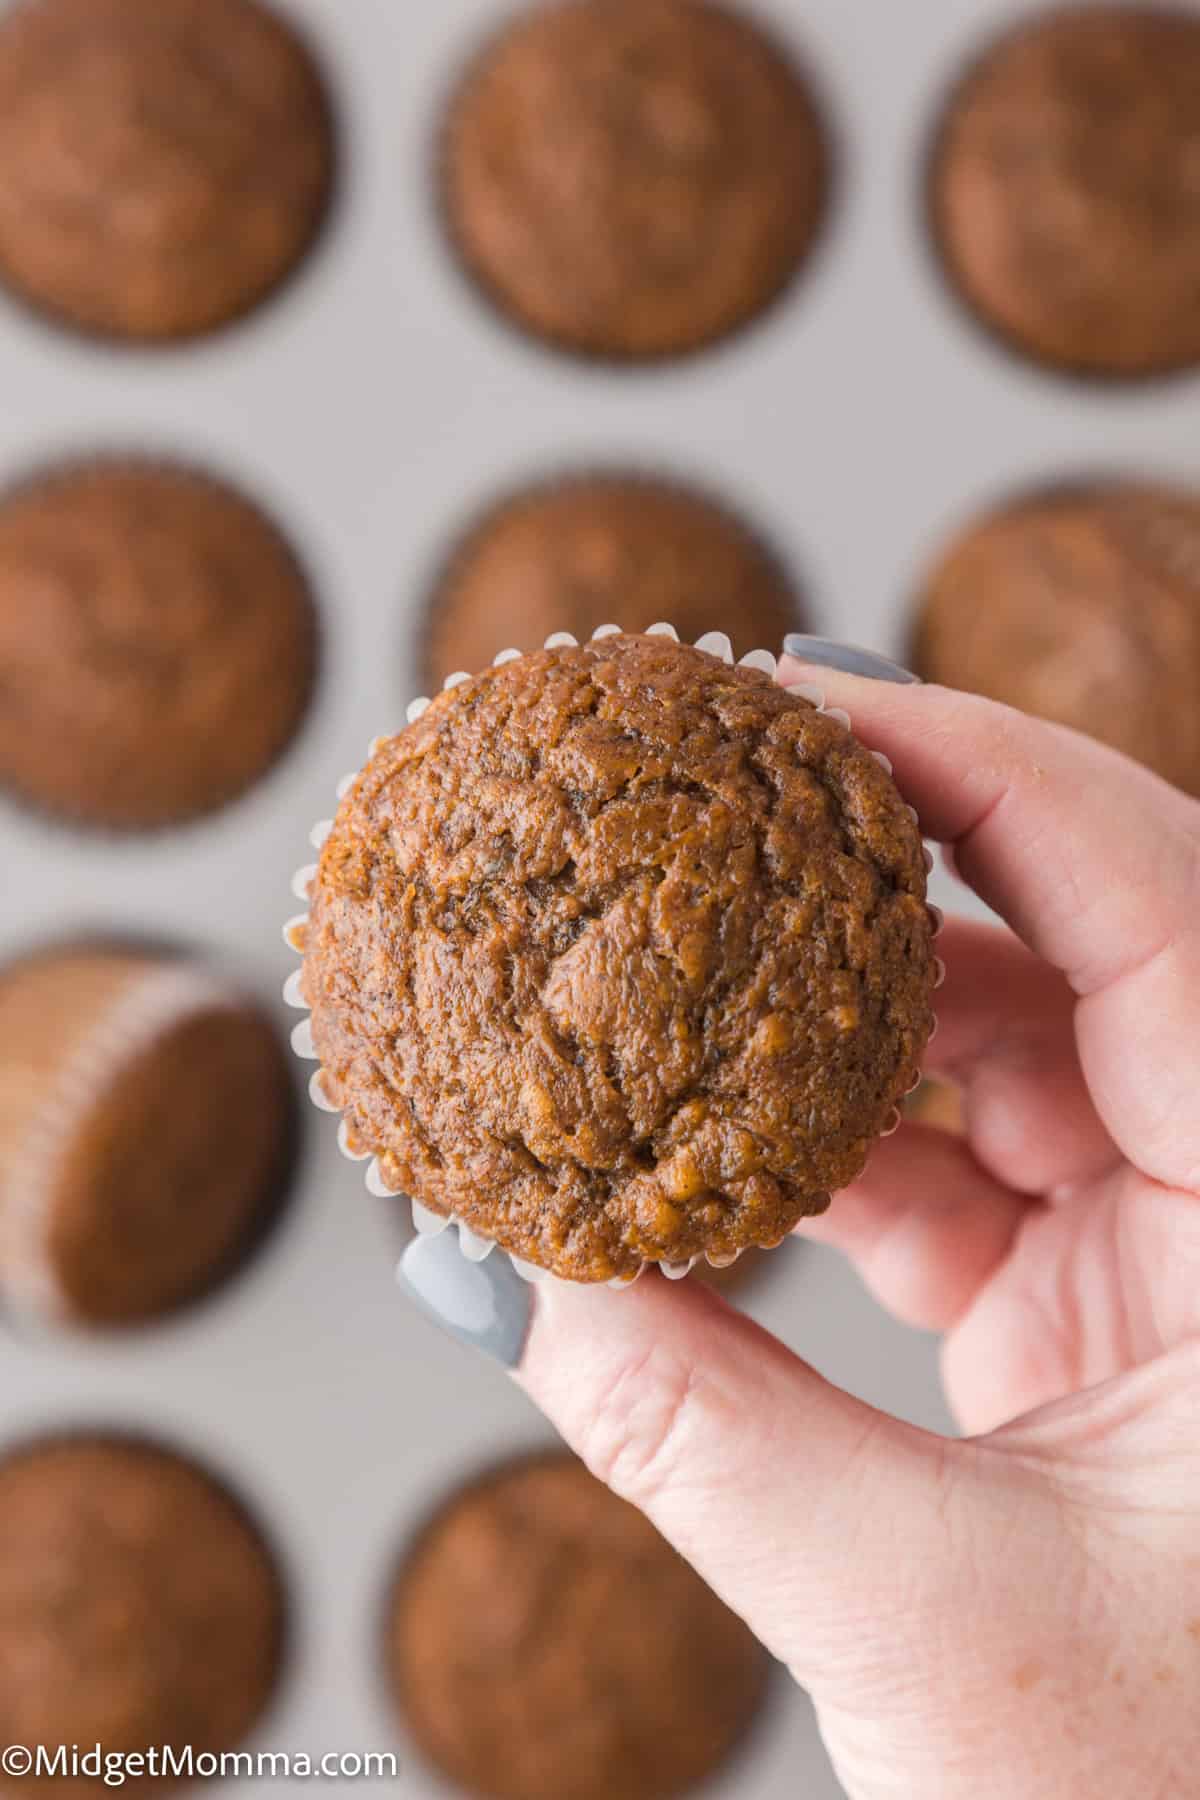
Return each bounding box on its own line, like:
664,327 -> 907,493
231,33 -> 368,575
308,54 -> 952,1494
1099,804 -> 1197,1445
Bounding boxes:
0,0 -> 1197,1794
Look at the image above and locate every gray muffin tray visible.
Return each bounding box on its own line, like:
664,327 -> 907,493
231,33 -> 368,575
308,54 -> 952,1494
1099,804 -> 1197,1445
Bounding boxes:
1,1 -> 1197,1796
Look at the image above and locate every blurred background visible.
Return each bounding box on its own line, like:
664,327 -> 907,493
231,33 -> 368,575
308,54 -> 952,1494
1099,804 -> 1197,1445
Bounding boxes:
0,0 -> 1197,1795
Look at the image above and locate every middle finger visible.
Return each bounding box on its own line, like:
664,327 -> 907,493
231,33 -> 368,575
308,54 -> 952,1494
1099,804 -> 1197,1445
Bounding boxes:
929,917 -> 1116,1194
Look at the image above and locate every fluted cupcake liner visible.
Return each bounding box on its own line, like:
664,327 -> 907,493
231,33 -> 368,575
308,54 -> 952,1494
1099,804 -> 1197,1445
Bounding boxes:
414,459 -> 808,698
1,960 -> 248,1326
284,623 -> 943,1291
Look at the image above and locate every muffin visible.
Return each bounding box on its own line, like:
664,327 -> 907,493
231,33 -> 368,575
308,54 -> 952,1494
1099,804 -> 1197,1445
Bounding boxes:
0,0 -> 334,343
299,632 -> 937,1282
913,483 -> 1200,797
0,945 -> 293,1330
0,1435 -> 284,1789
441,0 -> 829,360
0,457 -> 318,832
422,473 -> 803,690
387,1453 -> 767,1800
930,6 -> 1200,379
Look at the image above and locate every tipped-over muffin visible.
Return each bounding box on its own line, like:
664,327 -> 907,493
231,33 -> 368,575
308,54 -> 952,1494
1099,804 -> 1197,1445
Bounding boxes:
302,633 -> 936,1282
0,944 -> 294,1328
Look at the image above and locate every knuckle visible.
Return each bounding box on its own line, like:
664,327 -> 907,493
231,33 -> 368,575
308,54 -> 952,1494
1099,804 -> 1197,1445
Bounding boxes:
579,1339 -> 706,1508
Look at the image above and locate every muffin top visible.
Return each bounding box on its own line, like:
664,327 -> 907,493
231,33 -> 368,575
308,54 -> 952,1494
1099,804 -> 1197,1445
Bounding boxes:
931,6 -> 1200,378
423,473 -> 801,690
0,1436 -> 284,1788
388,1454 -> 766,1800
0,946 -> 294,1328
0,0 -> 334,342
913,484 -> 1200,797
305,634 -> 935,1281
0,459 -> 317,831
442,0 -> 828,359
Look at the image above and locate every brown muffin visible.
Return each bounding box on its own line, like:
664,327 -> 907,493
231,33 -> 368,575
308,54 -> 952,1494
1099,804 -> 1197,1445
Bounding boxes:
442,0 -> 828,360
0,1435 -> 284,1790
913,484 -> 1200,797
0,945 -> 293,1329
0,0 -> 334,343
930,6 -> 1200,379
303,633 -> 936,1282
905,1077 -> 965,1135
423,473 -> 803,689
387,1454 -> 767,1800
0,458 -> 317,832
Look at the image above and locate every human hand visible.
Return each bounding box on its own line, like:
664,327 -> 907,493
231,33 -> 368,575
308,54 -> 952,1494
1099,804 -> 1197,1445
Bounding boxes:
507,659 -> 1200,1798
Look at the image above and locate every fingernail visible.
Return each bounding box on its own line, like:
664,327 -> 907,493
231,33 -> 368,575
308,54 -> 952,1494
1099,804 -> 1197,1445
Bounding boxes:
396,1231 -> 534,1368
782,636 -> 920,685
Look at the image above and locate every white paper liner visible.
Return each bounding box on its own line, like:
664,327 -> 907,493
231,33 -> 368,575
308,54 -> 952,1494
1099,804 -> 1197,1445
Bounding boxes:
285,625 -> 943,1290
0,963 -> 248,1327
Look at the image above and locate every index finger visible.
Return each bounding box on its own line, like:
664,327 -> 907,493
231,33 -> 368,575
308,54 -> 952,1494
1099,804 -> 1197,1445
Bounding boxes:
778,658 -> 1200,1193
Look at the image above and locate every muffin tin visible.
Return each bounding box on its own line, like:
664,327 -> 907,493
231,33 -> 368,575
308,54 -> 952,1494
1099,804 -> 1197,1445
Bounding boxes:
1,1 -> 1197,1795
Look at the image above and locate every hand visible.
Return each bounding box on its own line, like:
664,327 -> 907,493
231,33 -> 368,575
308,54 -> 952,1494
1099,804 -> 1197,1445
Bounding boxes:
515,663 -> 1200,1799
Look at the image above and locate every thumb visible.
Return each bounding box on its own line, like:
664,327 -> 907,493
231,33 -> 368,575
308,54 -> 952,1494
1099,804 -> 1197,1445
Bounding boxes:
397,1232 -> 1092,1795
518,1271 -> 976,1694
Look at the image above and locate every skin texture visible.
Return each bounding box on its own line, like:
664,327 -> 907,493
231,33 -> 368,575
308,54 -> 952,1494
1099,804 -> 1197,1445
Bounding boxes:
305,635 -> 935,1280
913,484 -> 1200,798
0,460 -> 318,831
0,0 -> 334,343
423,473 -> 802,690
0,948 -> 294,1329
0,1437 -> 284,1791
442,0 -> 827,359
513,661 -> 1200,1799
388,1454 -> 766,1800
931,6 -> 1200,378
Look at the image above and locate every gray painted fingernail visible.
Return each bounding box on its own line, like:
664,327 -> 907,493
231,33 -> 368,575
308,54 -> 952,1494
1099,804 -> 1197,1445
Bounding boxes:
397,1231 -> 533,1368
782,636 -> 920,685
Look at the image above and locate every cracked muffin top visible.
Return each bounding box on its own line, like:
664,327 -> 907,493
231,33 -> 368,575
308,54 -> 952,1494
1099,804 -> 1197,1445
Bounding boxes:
303,633 -> 935,1282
